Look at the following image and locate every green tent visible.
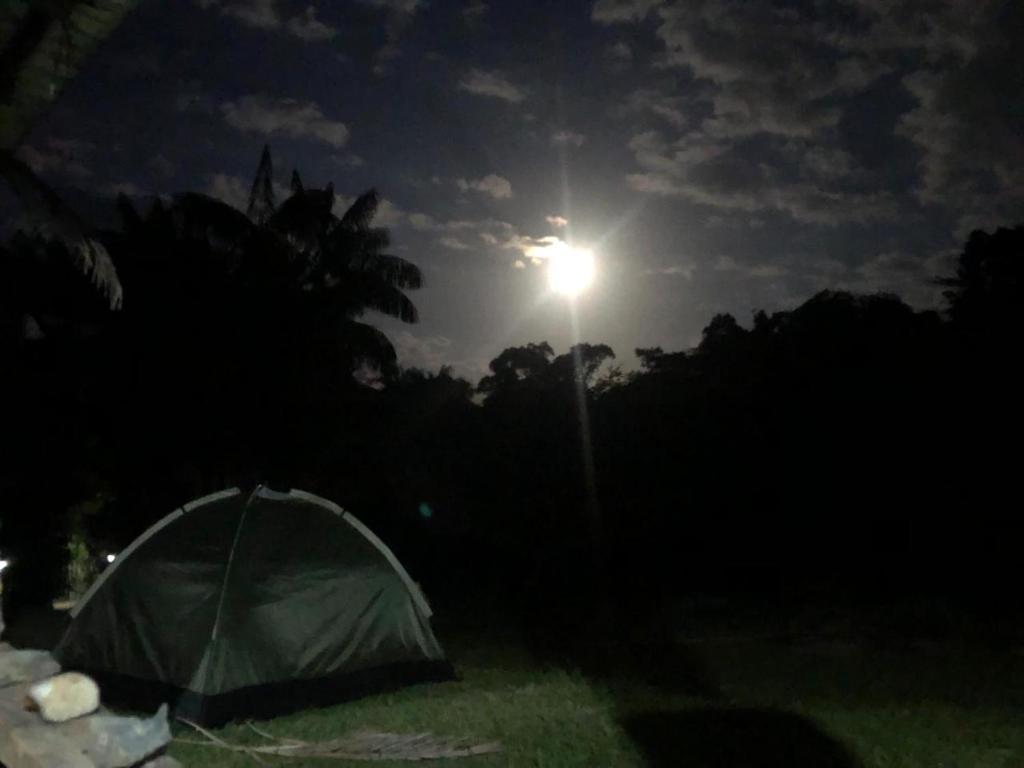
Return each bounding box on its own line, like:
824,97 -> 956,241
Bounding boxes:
54,486 -> 452,724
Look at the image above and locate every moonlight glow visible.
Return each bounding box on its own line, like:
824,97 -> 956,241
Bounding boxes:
547,243 -> 596,298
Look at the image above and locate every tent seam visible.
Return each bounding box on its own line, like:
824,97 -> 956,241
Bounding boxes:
189,487 -> 257,697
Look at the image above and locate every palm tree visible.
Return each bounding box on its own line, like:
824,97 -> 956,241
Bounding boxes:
114,145 -> 422,377
89,148 -> 424,522
1,1 -> 137,312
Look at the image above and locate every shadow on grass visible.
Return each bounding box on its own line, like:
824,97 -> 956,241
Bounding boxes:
621,708 -> 863,768
563,639 -> 722,699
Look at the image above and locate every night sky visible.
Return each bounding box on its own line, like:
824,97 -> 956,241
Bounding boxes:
9,0 -> 1022,379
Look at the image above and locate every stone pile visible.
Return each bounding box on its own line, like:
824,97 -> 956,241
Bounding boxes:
0,642 -> 179,768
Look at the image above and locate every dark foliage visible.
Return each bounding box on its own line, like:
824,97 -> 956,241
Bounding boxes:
1,205 -> 1021,642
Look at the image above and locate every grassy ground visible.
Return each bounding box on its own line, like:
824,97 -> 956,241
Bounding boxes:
167,605 -> 1024,768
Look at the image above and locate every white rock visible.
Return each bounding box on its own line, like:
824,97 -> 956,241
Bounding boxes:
27,673 -> 99,723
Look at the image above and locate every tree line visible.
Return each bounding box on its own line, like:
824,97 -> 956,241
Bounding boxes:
1,153 -> 1021,634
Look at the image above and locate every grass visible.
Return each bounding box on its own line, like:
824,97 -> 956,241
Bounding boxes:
167,608 -> 1024,768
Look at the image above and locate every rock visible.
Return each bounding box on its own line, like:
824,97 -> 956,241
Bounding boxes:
28,673 -> 100,722
5,724 -> 93,768
0,679 -> 34,718
0,649 -> 60,687
0,683 -> 42,766
58,703 -> 172,768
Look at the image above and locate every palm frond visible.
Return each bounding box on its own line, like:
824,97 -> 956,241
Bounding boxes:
344,279 -> 419,323
172,192 -> 256,243
0,149 -> 122,309
325,225 -> 389,256
0,1 -> 136,310
358,226 -> 390,252
319,228 -> 423,291
0,0 -> 138,149
339,189 -> 379,231
351,252 -> 422,290
340,320 -> 398,375
71,237 -> 122,310
115,192 -> 143,231
269,188 -> 335,236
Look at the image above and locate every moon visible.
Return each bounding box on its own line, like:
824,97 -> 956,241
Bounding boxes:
548,243 -> 596,298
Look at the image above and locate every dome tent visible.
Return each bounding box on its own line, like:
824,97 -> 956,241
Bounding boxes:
54,486 -> 452,725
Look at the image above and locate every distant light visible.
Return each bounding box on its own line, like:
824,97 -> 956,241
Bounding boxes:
548,243 -> 595,298
418,502 -> 433,519
0,559 -> 8,573
106,554 -> 116,564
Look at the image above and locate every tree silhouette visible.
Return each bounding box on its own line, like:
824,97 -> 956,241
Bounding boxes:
940,225 -> 1024,338
114,146 -> 422,376
0,147 -> 426,624
97,151 -> 424,500
1,1 -> 135,311
477,341 -> 554,396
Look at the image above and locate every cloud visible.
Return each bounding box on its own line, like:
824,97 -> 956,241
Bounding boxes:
456,174 -> 513,199
896,42 -> 1024,236
330,153 -> 364,167
591,0 -> 660,23
606,41 -> 633,62
332,195 -> 405,229
374,198 -> 406,227
147,154 -> 176,178
15,138 -> 93,180
407,212 -> 438,231
401,209 -> 527,254
206,173 -> 250,210
357,0 -> 423,73
625,130 -> 898,226
701,83 -> 841,140
551,130 -> 586,147
847,248 -> 953,307
546,216 -> 569,228
463,0 -> 488,20
221,95 -> 349,147
389,206 -> 587,267
619,88 -> 689,129
390,330 -> 488,380
224,0 -> 280,29
644,264 -> 696,280
595,2 -> 883,140
599,0 -> 1017,236
390,330 -> 452,372
747,264 -> 786,279
827,0 -> 997,62
361,0 -> 420,13
500,234 -> 567,261
800,146 -> 857,182
104,181 -> 145,197
196,0 -> 282,29
596,2 -> 885,223
458,69 -> 526,103
286,6 -> 338,41
197,1 -> 341,43
703,247 -> 953,311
